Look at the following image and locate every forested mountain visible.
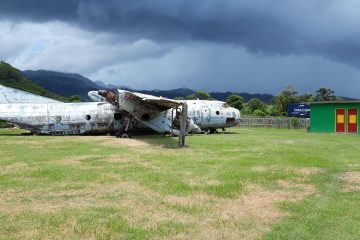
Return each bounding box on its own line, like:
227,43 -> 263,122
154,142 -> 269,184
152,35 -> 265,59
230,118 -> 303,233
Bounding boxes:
93,81 -> 274,103
23,70 -> 100,101
0,60 -> 276,103
0,61 -> 67,101
22,69 -> 276,103
1,62 -> 354,104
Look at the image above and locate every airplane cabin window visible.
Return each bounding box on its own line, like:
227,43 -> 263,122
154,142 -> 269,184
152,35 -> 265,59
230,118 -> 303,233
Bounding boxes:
222,103 -> 230,108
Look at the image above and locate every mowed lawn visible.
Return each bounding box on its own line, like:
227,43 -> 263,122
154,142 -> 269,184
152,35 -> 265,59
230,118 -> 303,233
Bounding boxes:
0,128 -> 359,240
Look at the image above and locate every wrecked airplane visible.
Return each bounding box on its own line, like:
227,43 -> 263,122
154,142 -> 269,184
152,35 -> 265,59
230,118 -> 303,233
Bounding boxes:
0,85 -> 240,136
89,89 -> 241,134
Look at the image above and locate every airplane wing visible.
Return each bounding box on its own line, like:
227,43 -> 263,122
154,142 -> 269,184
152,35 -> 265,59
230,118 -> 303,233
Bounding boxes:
97,89 -> 193,136
124,91 -> 182,110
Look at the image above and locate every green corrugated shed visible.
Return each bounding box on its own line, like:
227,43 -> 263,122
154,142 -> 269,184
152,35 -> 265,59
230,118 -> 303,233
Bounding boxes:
310,101 -> 360,134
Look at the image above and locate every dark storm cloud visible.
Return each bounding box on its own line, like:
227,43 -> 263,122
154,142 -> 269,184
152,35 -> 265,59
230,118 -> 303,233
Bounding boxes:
1,0 -> 360,67
0,1 -> 310,45
0,0 -> 78,21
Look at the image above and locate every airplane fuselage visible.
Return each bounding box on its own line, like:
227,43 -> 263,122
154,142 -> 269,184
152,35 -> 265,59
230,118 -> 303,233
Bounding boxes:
0,86 -> 241,135
0,102 -> 124,135
0,100 -> 240,135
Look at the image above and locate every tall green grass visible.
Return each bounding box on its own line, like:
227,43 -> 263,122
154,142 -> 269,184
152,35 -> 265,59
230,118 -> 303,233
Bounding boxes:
0,128 -> 359,239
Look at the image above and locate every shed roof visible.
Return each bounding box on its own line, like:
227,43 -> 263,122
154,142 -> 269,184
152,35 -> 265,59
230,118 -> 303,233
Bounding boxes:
310,101 -> 360,105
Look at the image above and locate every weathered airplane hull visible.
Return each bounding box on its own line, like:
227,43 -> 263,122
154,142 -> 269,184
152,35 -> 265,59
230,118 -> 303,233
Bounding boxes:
184,100 -> 240,130
0,102 -> 124,135
0,85 -> 241,136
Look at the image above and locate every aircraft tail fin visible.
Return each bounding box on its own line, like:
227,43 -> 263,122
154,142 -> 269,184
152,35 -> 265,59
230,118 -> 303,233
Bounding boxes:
0,84 -> 61,104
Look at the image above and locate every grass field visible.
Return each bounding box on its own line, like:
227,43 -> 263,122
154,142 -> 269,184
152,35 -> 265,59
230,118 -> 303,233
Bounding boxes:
0,128 -> 359,240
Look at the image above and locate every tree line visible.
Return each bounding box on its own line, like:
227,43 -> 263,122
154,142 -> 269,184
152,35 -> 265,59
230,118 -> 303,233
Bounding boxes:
177,86 -> 341,117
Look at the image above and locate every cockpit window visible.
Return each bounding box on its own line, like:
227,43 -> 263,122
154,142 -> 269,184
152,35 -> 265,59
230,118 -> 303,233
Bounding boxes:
222,103 -> 230,108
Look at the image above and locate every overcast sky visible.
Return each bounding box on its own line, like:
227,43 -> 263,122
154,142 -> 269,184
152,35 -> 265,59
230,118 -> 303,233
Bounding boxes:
1,0 -> 360,97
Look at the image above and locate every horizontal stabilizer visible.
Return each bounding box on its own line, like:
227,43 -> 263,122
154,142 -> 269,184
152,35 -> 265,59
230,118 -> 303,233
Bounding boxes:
0,85 -> 61,104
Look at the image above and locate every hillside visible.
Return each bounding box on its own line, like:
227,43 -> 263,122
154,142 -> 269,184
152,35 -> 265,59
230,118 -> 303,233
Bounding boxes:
95,81 -> 274,103
18,65 -> 277,103
210,91 -> 274,103
0,60 -> 356,104
94,81 -> 195,99
18,68 -> 359,104
23,70 -> 100,101
0,61 -> 67,102
135,88 -> 196,99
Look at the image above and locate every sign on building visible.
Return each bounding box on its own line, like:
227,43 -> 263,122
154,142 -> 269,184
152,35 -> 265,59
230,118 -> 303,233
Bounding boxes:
287,104 -> 310,118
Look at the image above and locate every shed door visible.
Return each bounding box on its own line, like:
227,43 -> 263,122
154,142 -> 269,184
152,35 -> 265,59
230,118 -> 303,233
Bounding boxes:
347,109 -> 358,133
335,109 -> 345,133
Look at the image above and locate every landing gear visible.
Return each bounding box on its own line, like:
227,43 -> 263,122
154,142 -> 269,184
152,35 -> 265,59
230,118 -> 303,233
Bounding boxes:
115,116 -> 136,138
115,131 -> 132,138
209,128 -> 216,134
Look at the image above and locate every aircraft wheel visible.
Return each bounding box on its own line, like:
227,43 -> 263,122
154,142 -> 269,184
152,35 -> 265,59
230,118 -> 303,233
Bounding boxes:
116,131 -> 132,138
115,131 -> 124,138
121,133 -> 131,138
209,129 -> 216,134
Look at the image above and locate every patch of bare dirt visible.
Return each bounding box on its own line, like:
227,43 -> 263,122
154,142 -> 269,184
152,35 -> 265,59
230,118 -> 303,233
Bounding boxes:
347,163 -> 360,167
53,155 -> 99,165
89,136 -> 162,155
0,175 -> 316,239
4,140 -> 43,145
85,136 -> 151,148
279,140 -> 297,144
186,178 -> 222,187
0,180 -> 195,229
340,172 -> 360,192
102,154 -> 159,170
164,181 -> 315,240
252,165 -> 322,175
277,180 -> 316,201
274,139 -> 310,145
164,193 -> 213,208
0,162 -> 33,174
4,138 -> 68,145
297,167 -> 322,175
103,154 -> 135,163
0,181 -> 157,214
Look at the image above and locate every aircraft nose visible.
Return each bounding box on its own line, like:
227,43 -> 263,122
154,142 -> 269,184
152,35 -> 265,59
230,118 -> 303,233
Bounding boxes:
235,109 -> 241,123
88,91 -> 98,101
231,108 -> 241,122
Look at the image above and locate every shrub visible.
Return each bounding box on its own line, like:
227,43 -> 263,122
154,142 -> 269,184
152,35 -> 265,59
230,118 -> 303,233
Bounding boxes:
291,117 -> 301,129
253,109 -> 266,117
